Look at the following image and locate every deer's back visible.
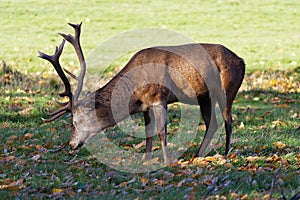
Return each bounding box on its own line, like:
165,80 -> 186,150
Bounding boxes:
125,43 -> 244,96
103,43 -> 245,112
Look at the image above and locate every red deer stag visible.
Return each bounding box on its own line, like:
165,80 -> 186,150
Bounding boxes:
39,23 -> 245,164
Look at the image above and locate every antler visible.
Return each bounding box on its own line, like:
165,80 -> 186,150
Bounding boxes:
38,22 -> 86,122
38,39 -> 73,122
59,22 -> 86,102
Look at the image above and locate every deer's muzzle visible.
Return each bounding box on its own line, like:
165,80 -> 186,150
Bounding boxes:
69,137 -> 84,149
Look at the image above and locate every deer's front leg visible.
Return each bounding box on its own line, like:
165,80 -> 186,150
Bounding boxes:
143,109 -> 155,160
152,103 -> 170,165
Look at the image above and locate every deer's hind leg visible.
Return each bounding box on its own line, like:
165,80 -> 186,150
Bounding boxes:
195,97 -> 218,157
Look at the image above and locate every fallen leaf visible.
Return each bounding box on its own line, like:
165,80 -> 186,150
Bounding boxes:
18,145 -> 32,150
6,139 -> 14,146
198,124 -> 206,131
290,113 -> 298,119
204,156 -> 217,162
35,144 -> 43,150
2,122 -> 8,128
0,179 -> 25,190
31,154 -> 41,161
245,156 -> 261,162
5,155 -> 15,162
116,181 -> 128,188
273,141 -> 286,149
227,153 -> 237,159
15,158 -> 26,165
259,125 -> 267,129
271,79 -> 276,86
140,177 -> 149,186
176,179 -> 186,187
278,104 -> 290,108
272,120 -> 286,127
266,154 -> 281,162
18,106 -> 33,116
23,133 -> 34,140
143,157 -> 159,166
245,115 -> 250,121
238,122 -> 245,130
192,157 -> 209,167
44,141 -> 53,149
153,179 -> 166,186
52,188 -> 63,193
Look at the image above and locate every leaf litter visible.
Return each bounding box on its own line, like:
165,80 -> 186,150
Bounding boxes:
0,63 -> 299,198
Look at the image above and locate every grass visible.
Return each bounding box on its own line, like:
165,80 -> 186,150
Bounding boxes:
0,0 -> 299,199
1,0 -> 299,72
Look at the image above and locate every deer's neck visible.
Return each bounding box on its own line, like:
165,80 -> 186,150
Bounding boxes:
92,77 -> 139,130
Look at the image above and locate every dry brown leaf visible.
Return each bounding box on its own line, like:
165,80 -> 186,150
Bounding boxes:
192,157 -> 210,167
290,113 -> 298,119
273,141 -> 286,149
143,157 -> 159,166
259,125 -> 267,129
31,154 -> 41,161
153,179 -> 166,186
22,133 -> 34,140
0,179 -> 25,190
245,156 -> 262,162
272,120 -> 286,127
15,158 -> 26,165
176,179 -> 186,187
2,122 -> 8,128
116,181 -> 128,188
18,145 -> 32,150
238,122 -> 245,130
44,141 -> 53,149
266,154 -> 281,163
198,124 -> 206,131
18,106 -> 33,116
278,104 -> 290,108
204,156 -> 217,162
52,188 -> 64,194
227,153 -> 237,159
6,139 -> 14,146
5,155 -> 15,162
140,177 -> 149,185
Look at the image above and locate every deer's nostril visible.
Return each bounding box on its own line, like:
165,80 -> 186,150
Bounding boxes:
75,141 -> 84,149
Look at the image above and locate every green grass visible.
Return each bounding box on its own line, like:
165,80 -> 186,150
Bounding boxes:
1,0 -> 299,73
0,0 -> 299,199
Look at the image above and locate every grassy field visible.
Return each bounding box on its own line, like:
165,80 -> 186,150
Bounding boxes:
1,0 -> 300,199
1,0 -> 299,71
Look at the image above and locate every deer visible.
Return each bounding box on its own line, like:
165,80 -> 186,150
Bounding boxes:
39,22 -> 245,164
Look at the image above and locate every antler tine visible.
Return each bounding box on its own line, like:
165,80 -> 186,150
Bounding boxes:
59,22 -> 86,102
42,103 -> 71,117
38,39 -> 64,63
64,67 -> 78,80
42,109 -> 68,123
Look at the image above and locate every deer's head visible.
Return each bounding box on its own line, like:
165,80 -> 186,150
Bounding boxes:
39,23 -> 97,149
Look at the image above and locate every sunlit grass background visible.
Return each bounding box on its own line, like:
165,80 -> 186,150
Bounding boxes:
1,0 -> 299,72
